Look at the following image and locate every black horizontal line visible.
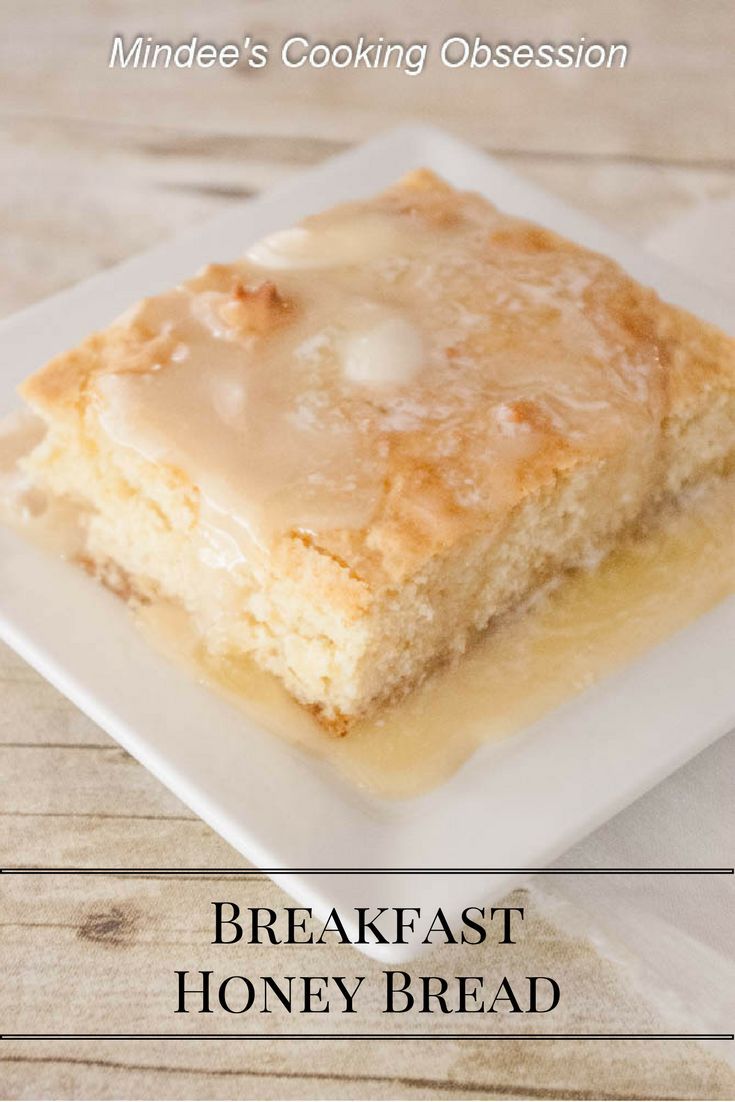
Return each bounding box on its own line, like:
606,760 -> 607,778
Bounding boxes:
2,1033 -> 732,1042
2,868 -> 732,876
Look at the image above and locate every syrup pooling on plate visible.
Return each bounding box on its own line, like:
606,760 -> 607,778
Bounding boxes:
138,475 -> 735,799
86,175 -> 665,563
3,408 -> 734,798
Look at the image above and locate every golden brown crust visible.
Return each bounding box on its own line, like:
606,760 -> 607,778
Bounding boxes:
655,299 -> 735,406
20,335 -> 100,419
20,169 -> 735,601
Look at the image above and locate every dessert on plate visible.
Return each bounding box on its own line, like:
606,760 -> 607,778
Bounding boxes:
17,170 -> 735,731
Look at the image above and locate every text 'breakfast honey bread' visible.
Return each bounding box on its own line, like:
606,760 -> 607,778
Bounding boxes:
19,170 -> 735,731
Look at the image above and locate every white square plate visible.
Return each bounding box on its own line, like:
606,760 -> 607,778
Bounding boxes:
2,126 -> 734,963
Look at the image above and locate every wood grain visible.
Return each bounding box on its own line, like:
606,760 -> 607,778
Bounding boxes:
1,1 -> 735,1097
2,872 -> 734,1100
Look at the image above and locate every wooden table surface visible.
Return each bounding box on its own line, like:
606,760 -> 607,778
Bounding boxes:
2,2 -> 735,1098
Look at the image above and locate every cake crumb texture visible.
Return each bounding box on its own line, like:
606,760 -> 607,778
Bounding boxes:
19,170 -> 735,729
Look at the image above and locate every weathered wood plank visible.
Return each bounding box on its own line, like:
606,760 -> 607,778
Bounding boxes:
1,0 -> 734,161
1,877 -> 733,1099
2,808 -> 243,870
0,877 -> 681,1035
2,1 -> 735,1097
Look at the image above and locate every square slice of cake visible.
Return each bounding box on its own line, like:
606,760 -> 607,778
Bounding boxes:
18,170 -> 735,731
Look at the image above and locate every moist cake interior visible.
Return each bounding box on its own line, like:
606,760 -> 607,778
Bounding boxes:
17,170 -> 735,731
